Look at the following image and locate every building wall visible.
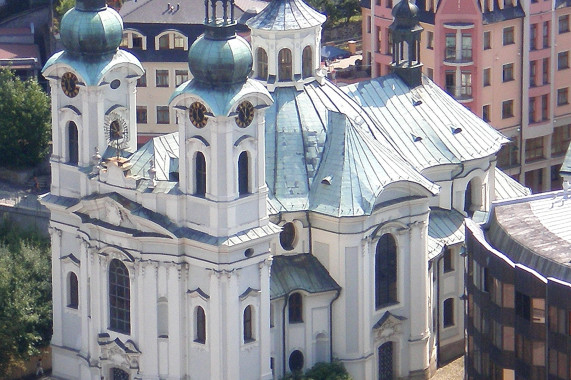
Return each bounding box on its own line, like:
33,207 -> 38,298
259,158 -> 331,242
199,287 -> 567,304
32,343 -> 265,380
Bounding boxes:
363,0 -> 571,194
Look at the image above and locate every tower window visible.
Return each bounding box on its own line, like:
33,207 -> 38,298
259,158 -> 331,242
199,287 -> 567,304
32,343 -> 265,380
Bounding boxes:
443,298 -> 454,327
288,292 -> 303,323
68,272 -> 78,309
278,48 -> 292,81
195,152 -> 206,196
257,48 -> 268,80
302,46 -> 312,78
195,306 -> 206,343
238,151 -> 249,195
375,234 -> 397,309
279,222 -> 296,251
243,305 -> 254,342
68,121 -> 78,165
109,259 -> 130,334
112,368 -> 129,380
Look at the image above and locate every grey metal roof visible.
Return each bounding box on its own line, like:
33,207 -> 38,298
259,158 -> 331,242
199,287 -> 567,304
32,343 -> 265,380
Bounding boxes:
129,132 -> 180,181
342,74 -> 508,173
427,208 -> 465,260
270,253 -> 340,299
265,81 -> 438,216
42,49 -> 143,86
487,194 -> 571,283
560,143 -> 571,176
169,78 -> 271,116
494,167 -> 531,200
246,0 -> 326,30
120,0 -> 245,24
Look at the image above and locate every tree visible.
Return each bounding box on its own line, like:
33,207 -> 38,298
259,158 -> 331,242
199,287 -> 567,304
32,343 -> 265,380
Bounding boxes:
281,361 -> 353,380
0,69 -> 51,169
0,221 -> 52,377
307,0 -> 360,26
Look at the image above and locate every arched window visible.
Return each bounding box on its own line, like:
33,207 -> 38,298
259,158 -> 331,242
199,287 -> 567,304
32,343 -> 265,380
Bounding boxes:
68,121 -> 78,165
443,298 -> 454,327
279,222 -> 296,251
302,46 -> 312,78
289,350 -> 304,373
238,151 -> 249,195
464,180 -> 473,215
278,48 -> 292,81
112,368 -> 129,380
288,292 -> 303,323
257,48 -> 268,80
375,234 -> 397,309
109,259 -> 130,334
195,306 -> 206,343
378,342 -> 393,379
243,305 -> 254,342
158,34 -> 169,50
195,152 -> 206,196
68,272 -> 78,309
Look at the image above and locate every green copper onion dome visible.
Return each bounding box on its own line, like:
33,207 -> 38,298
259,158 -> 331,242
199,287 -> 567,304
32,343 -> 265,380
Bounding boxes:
60,0 -> 123,56
188,1 -> 252,87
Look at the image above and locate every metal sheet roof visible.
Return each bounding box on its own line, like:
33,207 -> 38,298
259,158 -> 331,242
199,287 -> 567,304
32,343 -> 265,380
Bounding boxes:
427,208 -> 465,259
246,0 -> 326,30
561,143 -> 571,176
270,253 -> 340,299
42,49 -> 144,86
342,74 -> 508,173
120,0 -> 245,24
265,81 -> 438,216
494,167 -> 531,200
129,133 -> 180,181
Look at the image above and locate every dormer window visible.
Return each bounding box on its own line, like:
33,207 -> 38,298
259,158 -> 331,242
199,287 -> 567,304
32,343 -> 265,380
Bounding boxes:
302,46 -> 312,78
257,48 -> 268,80
278,48 -> 292,81
155,30 -> 188,50
122,30 -> 147,50
158,34 -> 169,50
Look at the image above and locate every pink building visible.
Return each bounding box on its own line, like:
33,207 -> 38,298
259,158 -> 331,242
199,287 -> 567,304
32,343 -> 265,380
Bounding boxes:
363,0 -> 571,194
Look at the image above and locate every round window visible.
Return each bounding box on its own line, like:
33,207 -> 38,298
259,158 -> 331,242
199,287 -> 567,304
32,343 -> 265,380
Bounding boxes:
289,350 -> 304,373
110,79 -> 121,89
279,222 -> 296,251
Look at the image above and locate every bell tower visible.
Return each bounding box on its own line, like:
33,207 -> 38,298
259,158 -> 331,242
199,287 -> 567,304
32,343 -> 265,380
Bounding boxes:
389,0 -> 424,87
42,0 -> 143,198
169,1 -> 277,379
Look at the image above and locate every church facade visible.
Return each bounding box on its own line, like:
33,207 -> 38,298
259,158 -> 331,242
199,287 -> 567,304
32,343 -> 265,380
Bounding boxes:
42,0 -> 524,379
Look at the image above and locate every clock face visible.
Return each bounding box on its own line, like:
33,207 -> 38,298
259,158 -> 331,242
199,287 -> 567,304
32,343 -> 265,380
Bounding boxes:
235,101 -> 254,128
189,102 -> 208,128
61,72 -> 79,98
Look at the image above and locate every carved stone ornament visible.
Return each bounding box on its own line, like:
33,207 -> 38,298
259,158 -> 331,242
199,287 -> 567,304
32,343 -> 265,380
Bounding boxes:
105,202 -> 123,226
373,311 -> 407,342
98,334 -> 141,371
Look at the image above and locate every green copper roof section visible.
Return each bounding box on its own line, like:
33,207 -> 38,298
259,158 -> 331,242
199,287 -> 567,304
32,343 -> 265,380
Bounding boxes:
42,49 -> 143,86
169,78 -> 271,116
60,1 -> 123,56
270,254 -> 340,300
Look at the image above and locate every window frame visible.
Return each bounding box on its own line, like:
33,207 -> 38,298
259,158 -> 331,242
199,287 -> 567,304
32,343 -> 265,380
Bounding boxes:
557,88 -> 569,106
109,259 -> 131,335
503,26 -> 515,45
502,100 -> 514,119
502,63 -> 514,82
558,51 -> 569,70
375,234 -> 398,309
156,106 -> 170,124
288,292 -> 303,323
443,298 -> 455,328
68,271 -> 79,309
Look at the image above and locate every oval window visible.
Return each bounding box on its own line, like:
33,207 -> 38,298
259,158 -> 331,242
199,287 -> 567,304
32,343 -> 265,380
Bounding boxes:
279,222 -> 296,251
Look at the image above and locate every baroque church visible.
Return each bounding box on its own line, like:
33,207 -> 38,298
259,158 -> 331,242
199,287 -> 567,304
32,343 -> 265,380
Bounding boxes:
41,0 -> 525,379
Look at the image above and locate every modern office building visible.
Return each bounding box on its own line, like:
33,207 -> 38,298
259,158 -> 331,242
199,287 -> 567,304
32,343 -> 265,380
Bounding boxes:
465,152 -> 571,379
362,0 -> 571,194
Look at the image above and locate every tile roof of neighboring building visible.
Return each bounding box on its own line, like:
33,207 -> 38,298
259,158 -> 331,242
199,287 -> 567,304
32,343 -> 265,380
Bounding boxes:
487,193 -> 571,282
481,3 -> 525,24
0,43 -> 40,69
246,0 -> 326,30
343,74 -> 508,173
270,254 -> 340,299
120,0 -> 246,24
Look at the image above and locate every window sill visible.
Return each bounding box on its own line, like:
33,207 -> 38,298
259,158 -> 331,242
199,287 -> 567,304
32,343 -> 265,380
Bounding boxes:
375,301 -> 399,311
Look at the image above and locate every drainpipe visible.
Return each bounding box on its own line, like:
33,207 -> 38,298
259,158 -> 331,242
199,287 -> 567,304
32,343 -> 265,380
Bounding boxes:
435,253 -> 442,367
329,289 -> 341,362
282,294 -> 289,377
